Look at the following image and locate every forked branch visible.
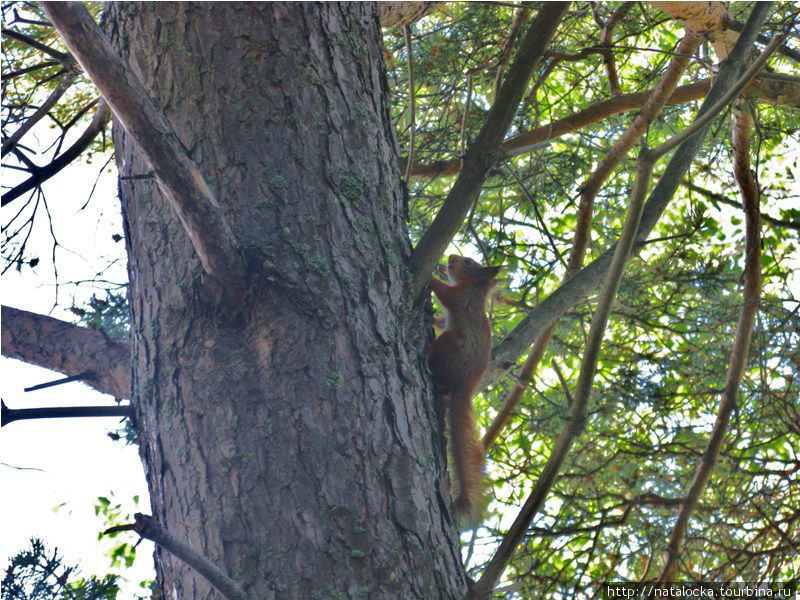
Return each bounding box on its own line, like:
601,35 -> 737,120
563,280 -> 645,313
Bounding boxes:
40,2 -> 246,299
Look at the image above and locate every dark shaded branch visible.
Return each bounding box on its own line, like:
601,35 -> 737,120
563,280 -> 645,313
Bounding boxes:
485,2 -> 774,388
122,514 -> 250,600
1,27 -> 73,64
2,59 -> 58,80
683,181 -> 800,232
2,70 -> 78,156
1,305 -> 131,399
40,2 -> 246,298
1,400 -> 132,427
723,15 -> 800,63
409,2 -> 570,295
658,95 -> 762,581
1,100 -> 110,207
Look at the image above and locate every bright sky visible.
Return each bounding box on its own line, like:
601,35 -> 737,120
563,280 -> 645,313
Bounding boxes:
1,154 -> 156,595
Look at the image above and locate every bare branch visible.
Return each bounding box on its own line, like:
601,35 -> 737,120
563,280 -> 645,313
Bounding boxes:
40,1 -> 246,298
409,2 -> 570,296
1,305 -> 131,399
124,514 -> 250,600
1,27 -> 73,64
2,70 -> 78,156
1,101 -> 111,207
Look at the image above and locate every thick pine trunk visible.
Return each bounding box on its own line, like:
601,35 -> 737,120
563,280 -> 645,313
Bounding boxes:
106,3 -> 465,598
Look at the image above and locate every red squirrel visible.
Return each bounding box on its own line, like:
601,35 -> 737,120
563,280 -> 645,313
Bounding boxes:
429,255 -> 500,521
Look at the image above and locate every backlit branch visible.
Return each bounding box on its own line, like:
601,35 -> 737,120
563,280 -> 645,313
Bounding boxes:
409,2 -> 570,295
485,2 -> 774,388
2,100 -> 111,207
658,95 -> 762,582
404,75 -> 798,179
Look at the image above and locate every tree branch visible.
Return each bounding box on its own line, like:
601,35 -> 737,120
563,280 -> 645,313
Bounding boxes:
123,513 -> 250,600
483,29 -> 701,450
470,147 -> 655,600
1,100 -> 111,208
485,2 -> 774,388
658,95 -> 762,582
405,74 -> 799,179
683,180 -> 800,232
409,2 -> 570,296
379,2 -> 439,28
40,2 -> 246,299
2,70 -> 79,157
1,305 -> 131,399
1,27 -> 73,64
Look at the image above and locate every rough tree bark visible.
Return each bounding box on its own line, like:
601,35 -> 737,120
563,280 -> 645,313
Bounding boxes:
102,4 -> 464,598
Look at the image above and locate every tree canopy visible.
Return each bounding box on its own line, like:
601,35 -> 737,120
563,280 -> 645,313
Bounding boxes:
2,2 -> 799,598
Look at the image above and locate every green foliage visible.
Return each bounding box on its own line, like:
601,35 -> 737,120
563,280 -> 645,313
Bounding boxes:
94,493 -> 141,570
70,292 -> 130,340
2,538 -> 119,600
2,0 -> 799,595
389,1 -> 800,591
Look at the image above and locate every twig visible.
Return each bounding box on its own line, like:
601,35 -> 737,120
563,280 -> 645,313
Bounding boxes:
682,180 -> 799,232
2,71 -> 78,156
2,101 -> 111,207
403,24 -> 416,182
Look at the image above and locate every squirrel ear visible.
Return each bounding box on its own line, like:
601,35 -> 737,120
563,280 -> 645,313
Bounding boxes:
483,265 -> 501,278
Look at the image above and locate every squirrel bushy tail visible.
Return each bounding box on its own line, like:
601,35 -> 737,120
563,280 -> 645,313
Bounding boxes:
447,387 -> 485,522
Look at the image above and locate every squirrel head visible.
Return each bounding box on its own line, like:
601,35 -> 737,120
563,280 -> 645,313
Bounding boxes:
446,255 -> 501,286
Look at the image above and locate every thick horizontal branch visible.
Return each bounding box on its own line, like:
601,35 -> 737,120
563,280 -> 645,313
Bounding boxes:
40,2 -> 246,297
407,75 -> 799,179
379,2 -> 439,28
485,1 -> 774,388
1,305 -> 131,399
2,100 -> 110,207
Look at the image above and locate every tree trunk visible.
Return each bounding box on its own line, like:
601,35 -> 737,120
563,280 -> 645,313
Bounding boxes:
105,3 -> 464,598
